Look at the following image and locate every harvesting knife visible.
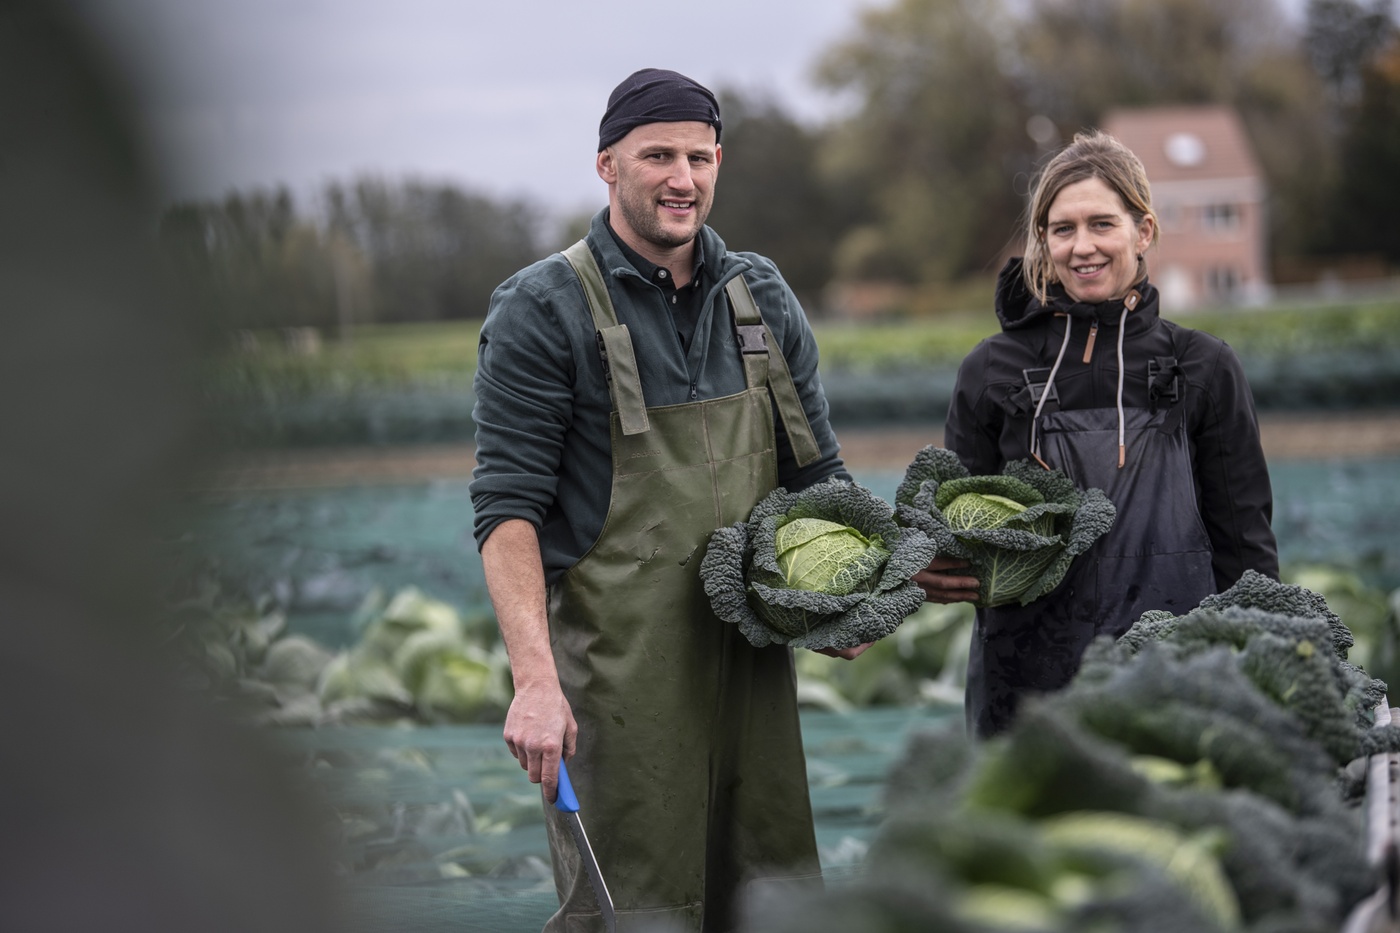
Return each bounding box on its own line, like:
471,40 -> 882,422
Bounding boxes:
555,758 -> 617,933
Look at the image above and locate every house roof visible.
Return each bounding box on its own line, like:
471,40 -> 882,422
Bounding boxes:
1101,105 -> 1262,184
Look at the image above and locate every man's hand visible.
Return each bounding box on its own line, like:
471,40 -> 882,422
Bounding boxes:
502,681 -> 578,803
814,642 -> 873,660
915,556 -> 980,604
481,519 -> 577,803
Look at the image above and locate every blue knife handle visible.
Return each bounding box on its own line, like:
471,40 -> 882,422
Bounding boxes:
554,757 -> 581,813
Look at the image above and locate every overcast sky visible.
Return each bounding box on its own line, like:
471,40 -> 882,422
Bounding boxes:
70,0 -> 873,215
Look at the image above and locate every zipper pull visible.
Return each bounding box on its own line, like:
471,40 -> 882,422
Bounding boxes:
689,382 -> 699,401
595,330 -> 612,385
1082,322 -> 1098,364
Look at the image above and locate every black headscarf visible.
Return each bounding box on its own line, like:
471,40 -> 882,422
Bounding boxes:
597,68 -> 722,151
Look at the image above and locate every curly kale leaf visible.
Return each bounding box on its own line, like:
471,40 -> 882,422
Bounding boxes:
699,478 -> 939,651
893,445 -> 1116,608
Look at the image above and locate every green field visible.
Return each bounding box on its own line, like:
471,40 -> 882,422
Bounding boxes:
205,296 -> 1400,448
218,297 -> 1400,390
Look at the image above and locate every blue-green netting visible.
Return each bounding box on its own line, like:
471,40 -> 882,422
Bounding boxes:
182,460 -> 1400,651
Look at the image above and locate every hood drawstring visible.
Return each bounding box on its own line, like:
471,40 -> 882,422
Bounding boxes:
1031,289 -> 1142,471
1115,303 -> 1129,468
1115,290 -> 1141,469
1030,313 -> 1074,470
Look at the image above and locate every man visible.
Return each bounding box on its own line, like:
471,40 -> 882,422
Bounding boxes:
470,68 -> 857,931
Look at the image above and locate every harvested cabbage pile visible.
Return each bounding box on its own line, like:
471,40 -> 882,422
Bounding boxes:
700,478 -> 939,650
895,446 -> 1116,608
739,574 -> 1400,933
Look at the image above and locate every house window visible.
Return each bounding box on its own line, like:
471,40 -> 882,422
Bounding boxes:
1202,203 -> 1241,232
1205,266 -> 1240,296
1157,202 -> 1180,232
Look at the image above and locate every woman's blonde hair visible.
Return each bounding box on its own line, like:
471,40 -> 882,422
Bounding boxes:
1022,129 -> 1159,303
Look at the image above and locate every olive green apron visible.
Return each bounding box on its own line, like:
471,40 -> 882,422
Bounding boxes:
540,242 -> 822,933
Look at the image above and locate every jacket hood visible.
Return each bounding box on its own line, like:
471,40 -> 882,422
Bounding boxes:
994,256 -> 1159,334
993,257 -> 1047,331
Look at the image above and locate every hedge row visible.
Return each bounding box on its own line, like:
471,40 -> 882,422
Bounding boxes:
212,348 -> 1400,448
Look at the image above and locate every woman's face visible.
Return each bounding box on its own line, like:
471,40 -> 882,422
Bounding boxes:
1044,176 -> 1155,304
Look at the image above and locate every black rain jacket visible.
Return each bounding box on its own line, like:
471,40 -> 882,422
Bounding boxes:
946,258 -> 1279,595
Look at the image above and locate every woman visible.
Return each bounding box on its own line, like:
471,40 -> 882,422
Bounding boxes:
922,130 -> 1279,737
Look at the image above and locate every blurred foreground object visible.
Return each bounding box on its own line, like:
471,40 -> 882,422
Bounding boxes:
0,3 -> 342,931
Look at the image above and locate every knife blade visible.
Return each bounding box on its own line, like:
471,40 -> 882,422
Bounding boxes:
555,757 -> 617,933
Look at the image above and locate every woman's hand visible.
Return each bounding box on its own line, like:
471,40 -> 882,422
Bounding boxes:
915,556 -> 980,604
814,642 -> 873,661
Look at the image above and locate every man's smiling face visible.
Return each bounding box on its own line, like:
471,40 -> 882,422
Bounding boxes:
599,120 -> 720,259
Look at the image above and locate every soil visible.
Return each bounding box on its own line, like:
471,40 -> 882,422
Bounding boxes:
203,411 -> 1400,491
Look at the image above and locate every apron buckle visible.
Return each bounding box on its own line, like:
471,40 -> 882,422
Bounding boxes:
1022,367 -> 1060,406
1148,357 -> 1186,434
734,323 -> 768,355
1147,358 -> 1181,406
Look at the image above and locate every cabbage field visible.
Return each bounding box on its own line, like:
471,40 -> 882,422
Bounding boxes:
168,447 -> 1400,932
182,297 -> 1400,931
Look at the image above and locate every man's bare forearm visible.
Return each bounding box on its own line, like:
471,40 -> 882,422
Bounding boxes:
480,518 -> 576,798
481,518 -> 556,687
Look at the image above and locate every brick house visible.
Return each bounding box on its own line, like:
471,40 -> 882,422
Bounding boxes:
1102,106 -> 1270,309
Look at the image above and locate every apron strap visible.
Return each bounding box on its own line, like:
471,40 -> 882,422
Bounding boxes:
562,239 -> 650,436
724,274 -> 822,468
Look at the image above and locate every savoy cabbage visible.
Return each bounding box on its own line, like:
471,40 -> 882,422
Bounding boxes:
1084,570 -> 1391,766
738,574 -> 1400,933
894,446 -> 1116,608
700,478 -> 940,651
769,518 -> 890,600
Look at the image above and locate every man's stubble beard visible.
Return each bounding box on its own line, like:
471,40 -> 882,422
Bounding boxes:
615,177 -> 711,251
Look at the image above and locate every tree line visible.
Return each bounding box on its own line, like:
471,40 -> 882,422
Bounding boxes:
160,0 -> 1400,331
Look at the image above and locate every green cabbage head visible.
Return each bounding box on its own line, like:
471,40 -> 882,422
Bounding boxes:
774,518 -> 890,596
895,447 -> 1116,608
944,492 -> 1055,538
701,479 -> 940,650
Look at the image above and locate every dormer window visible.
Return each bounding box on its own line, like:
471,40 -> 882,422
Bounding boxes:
1164,132 -> 1206,167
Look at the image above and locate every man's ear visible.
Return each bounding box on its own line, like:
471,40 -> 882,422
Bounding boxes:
596,148 -> 616,184
714,143 -> 722,169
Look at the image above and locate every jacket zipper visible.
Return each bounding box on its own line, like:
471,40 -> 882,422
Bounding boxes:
616,259 -> 754,405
